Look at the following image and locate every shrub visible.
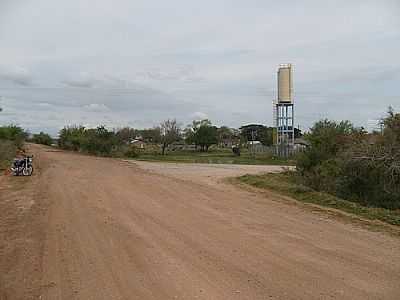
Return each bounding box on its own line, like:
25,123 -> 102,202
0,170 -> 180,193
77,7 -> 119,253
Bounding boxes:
58,125 -> 125,157
32,132 -> 53,146
0,140 -> 16,170
124,147 -> 139,158
0,125 -> 27,170
80,126 -> 120,156
0,125 -> 27,148
296,112 -> 400,210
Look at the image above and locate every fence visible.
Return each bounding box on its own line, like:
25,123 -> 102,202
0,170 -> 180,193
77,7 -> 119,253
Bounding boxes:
248,144 -> 305,157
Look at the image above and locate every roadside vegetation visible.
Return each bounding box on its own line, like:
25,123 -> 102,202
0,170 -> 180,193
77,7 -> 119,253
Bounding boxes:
30,132 -> 53,146
137,149 -> 292,165
237,172 -> 400,226
0,125 -> 27,170
55,119 -> 292,164
237,108 -> 400,225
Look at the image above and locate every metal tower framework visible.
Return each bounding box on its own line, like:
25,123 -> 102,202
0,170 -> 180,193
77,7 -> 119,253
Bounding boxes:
276,102 -> 294,157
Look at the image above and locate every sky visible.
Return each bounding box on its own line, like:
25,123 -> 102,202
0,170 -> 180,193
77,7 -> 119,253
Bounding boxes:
0,0 -> 399,135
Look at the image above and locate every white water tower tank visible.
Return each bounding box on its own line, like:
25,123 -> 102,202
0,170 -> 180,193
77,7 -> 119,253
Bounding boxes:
277,64 -> 293,103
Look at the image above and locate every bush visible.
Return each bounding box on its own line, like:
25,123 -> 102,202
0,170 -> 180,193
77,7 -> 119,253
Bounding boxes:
0,125 -> 27,170
237,173 -> 400,226
124,147 -> 139,158
32,132 -> 53,146
0,125 -> 27,148
58,126 -> 86,151
0,140 -> 16,170
58,125 -> 126,157
296,112 -> 400,210
80,126 -> 120,156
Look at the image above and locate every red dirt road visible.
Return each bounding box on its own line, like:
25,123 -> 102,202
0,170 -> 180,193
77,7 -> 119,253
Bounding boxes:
1,144 -> 399,299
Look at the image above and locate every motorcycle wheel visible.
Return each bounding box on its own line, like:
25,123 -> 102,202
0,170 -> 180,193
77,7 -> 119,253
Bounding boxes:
22,166 -> 33,176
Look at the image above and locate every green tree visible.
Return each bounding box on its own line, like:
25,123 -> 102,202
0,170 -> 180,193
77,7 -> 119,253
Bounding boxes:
32,132 -> 53,146
81,126 -> 120,156
297,119 -> 359,172
295,114 -> 400,210
58,126 -> 86,151
195,124 -> 217,152
240,124 -> 276,146
185,119 -> 217,151
183,125 -> 196,145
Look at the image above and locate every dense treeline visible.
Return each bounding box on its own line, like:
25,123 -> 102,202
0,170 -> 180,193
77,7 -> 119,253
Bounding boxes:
58,125 -> 128,157
296,108 -> 400,209
57,118 -> 293,158
31,132 -> 53,146
57,119 -> 247,157
54,118 -> 304,159
0,125 -> 27,169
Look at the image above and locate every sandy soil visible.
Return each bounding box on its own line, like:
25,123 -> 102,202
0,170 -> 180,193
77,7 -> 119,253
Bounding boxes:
0,144 -> 399,300
130,160 -> 291,186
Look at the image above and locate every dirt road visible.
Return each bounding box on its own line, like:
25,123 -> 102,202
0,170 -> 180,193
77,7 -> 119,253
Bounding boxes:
1,144 -> 399,300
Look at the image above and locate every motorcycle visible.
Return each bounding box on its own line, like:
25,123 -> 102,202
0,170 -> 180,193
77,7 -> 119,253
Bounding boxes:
11,156 -> 34,176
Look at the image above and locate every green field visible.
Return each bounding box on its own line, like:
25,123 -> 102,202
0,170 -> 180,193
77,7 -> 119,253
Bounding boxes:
235,173 -> 400,227
134,149 -> 293,165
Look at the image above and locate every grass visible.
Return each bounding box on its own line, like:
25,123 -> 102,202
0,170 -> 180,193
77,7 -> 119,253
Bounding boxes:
236,172 -> 400,227
134,149 -> 294,166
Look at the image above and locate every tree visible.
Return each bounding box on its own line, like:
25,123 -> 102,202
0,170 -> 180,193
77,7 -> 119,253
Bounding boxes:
184,119 -> 217,151
81,125 -> 119,156
382,106 -> 400,153
293,116 -> 400,209
139,127 -> 162,143
32,132 -> 53,146
296,119 -> 360,177
183,125 -> 196,145
294,127 -> 303,138
116,127 -> 137,144
160,119 -> 181,155
58,126 -> 86,151
240,124 -> 275,146
58,125 -> 120,156
259,127 -> 274,146
216,126 -> 234,147
196,124 -> 217,152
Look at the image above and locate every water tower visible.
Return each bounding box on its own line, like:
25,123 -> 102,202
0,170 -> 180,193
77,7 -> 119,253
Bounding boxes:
274,64 -> 294,157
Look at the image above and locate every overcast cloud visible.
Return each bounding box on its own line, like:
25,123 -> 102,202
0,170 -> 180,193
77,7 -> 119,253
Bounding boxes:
0,0 -> 399,135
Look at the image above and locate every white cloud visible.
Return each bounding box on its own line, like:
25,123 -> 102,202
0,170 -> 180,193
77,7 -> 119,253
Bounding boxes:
0,0 -> 399,133
191,112 -> 208,120
0,65 -> 32,86
83,103 -> 110,112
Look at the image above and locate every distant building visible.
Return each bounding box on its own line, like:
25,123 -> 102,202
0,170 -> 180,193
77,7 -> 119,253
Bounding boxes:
246,140 -> 262,146
130,139 -> 146,149
294,138 -> 309,151
219,137 -> 240,148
